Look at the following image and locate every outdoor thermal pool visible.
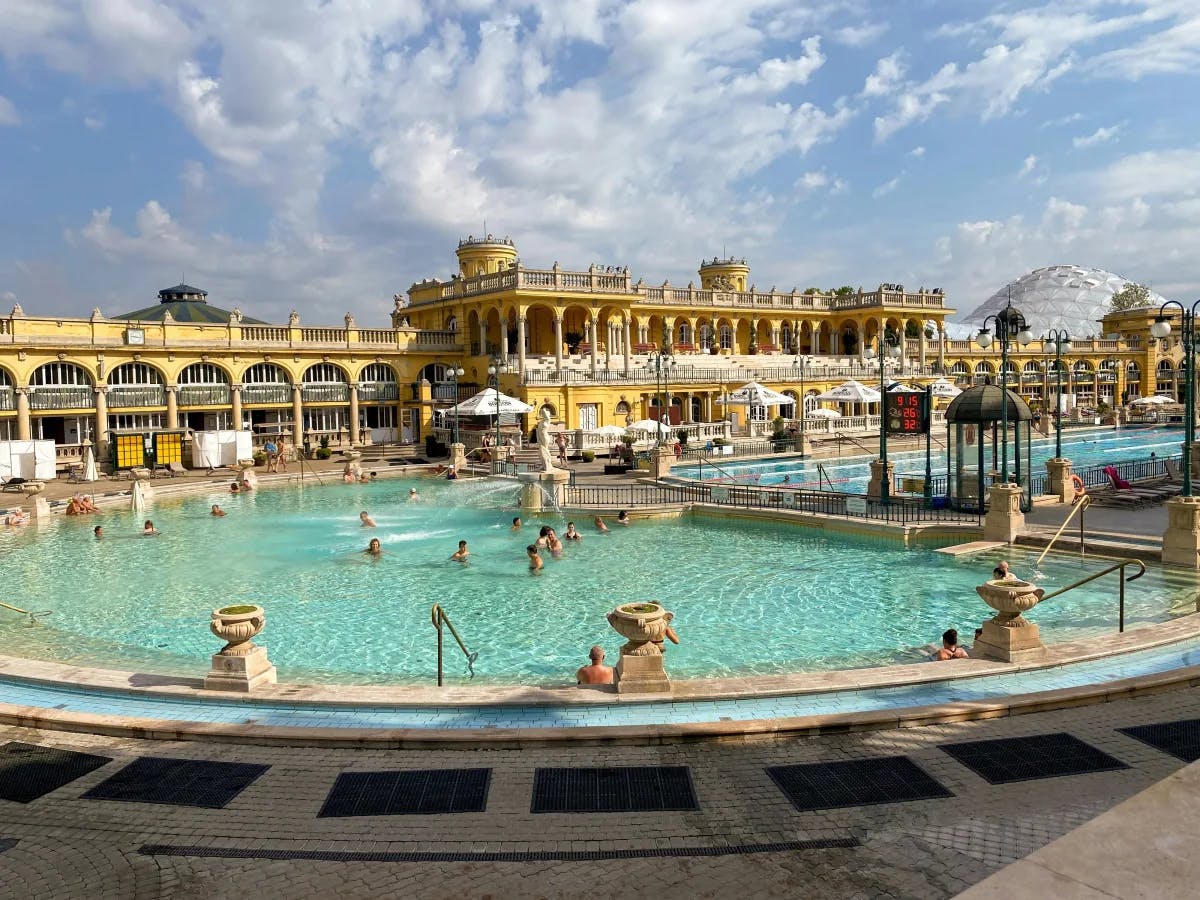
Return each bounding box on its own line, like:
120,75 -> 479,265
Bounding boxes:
0,475 -> 1195,685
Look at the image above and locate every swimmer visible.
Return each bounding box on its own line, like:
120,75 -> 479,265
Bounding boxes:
142,519 -> 159,536
536,525 -> 552,549
449,539 -> 469,562
594,516 -> 609,533
527,544 -> 543,572
546,527 -> 563,557
408,487 -> 421,502
211,504 -> 226,517
364,537 -> 383,557
511,516 -> 522,532
359,511 -> 377,527
616,510 -> 630,526
358,472 -> 370,483
230,481 -> 241,493
563,521 -> 583,542
93,525 -> 103,539
4,509 -> 29,526
445,466 -> 457,480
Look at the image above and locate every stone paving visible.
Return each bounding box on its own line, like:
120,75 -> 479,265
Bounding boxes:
1,686 -> 1198,899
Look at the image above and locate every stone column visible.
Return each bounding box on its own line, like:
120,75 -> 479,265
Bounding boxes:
589,318 -> 599,377
479,317 -> 487,355
1045,457 -> 1073,503
349,383 -> 360,444
983,482 -> 1025,543
517,315 -> 527,376
500,320 -> 510,362
866,459 -> 894,501
623,318 -> 632,376
919,330 -> 928,369
651,444 -> 674,480
231,384 -> 243,430
857,323 -> 866,362
15,387 -> 30,441
937,327 -> 946,370
1162,496 -> 1200,569
165,385 -> 179,430
291,384 -> 304,449
94,387 -> 109,459
553,316 -> 563,375
604,321 -> 613,370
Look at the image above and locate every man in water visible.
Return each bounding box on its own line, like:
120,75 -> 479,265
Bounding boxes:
211,504 -> 227,517
450,540 -> 469,562
511,516 -> 522,532
142,520 -> 159,536
576,646 -> 614,685
616,510 -> 630,526
594,516 -> 609,533
408,487 -> 420,502
93,525 -> 103,539
360,511 -> 376,527
992,560 -> 1015,580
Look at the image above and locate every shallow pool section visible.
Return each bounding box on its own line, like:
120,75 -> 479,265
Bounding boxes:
1,637 -> 1198,731
676,426 -> 1183,492
0,477 -> 1194,684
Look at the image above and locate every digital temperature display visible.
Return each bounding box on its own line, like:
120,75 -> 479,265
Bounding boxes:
886,390 -> 928,435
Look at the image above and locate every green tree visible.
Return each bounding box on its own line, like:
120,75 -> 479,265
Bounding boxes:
1110,282 -> 1151,311
832,285 -> 855,296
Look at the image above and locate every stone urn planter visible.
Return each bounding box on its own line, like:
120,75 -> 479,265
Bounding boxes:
19,482 -> 44,496
205,604 -> 276,692
974,579 -> 1047,662
607,602 -> 675,656
209,604 -> 265,656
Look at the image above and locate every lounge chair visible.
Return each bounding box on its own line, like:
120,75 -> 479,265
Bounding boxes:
1166,459 -> 1184,482
167,461 -> 187,477
1,475 -> 26,492
1103,466 -> 1132,490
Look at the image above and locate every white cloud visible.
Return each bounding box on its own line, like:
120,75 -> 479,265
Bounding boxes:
832,22 -> 888,47
0,95 -> 18,126
1073,123 -> 1122,148
874,90 -> 948,141
861,50 -> 906,97
1040,111 -> 1084,129
83,114 -> 104,131
794,170 -> 846,195
1091,149 -> 1200,202
908,145 -> 925,157
1019,154 -> 1038,177
872,176 -> 901,198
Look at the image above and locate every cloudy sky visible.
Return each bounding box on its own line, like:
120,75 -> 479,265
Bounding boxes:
0,0 -> 1196,326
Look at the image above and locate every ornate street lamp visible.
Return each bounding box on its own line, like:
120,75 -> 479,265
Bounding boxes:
791,355 -> 807,440
487,360 -> 508,472
1151,304 -> 1198,495
643,351 -> 676,448
1043,330 -> 1072,461
864,331 -> 901,504
446,365 -> 465,446
975,297 -> 1033,481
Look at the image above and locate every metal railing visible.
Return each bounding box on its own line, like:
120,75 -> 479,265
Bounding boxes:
28,386 -> 94,410
431,604 -> 478,686
178,384 -> 231,406
1030,455 -> 1177,495
1040,558 -> 1146,632
106,386 -> 166,408
1035,495 -> 1091,567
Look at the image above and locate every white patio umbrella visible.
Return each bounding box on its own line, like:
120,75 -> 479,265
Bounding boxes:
593,424 -> 628,437
718,381 -> 793,406
81,444 -> 98,482
806,408 -> 842,419
927,378 -> 962,398
448,387 -> 534,416
1130,394 -> 1173,406
815,379 -> 882,403
628,419 -> 671,437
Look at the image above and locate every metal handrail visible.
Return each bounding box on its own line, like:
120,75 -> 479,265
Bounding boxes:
833,431 -> 873,453
1035,495 -> 1091,568
1040,558 -> 1146,632
698,454 -> 755,484
0,599 -> 52,623
431,604 -> 478,685
816,462 -> 836,492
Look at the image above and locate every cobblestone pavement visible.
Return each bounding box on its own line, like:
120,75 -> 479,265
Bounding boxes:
1,686 -> 1197,899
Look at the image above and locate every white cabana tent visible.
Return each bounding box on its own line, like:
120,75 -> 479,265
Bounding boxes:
815,379 -> 882,403
192,431 -> 253,469
449,387 -> 534,416
0,440 -> 57,481
927,378 -> 963,398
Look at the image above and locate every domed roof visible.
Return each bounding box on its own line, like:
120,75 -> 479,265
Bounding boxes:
960,265 -> 1168,339
945,384 -> 1032,423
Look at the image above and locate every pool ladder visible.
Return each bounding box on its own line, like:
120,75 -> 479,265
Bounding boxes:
1035,495 -> 1091,567
431,604 -> 478,686
0,599 -> 52,625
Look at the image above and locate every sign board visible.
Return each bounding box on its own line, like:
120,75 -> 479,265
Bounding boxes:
709,486 -> 729,502
846,496 -> 868,515
886,390 -> 928,435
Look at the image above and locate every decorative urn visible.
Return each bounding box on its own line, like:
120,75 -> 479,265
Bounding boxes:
607,602 -> 675,656
975,579 -> 1045,628
209,604 -> 266,656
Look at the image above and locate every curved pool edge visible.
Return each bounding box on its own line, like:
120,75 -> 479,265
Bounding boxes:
2,662 -> 1198,748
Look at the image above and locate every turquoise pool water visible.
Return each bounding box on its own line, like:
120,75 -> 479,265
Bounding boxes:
0,476 -> 1195,685
676,426 -> 1183,492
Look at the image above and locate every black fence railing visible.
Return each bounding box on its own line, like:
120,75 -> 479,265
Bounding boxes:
893,454 -> 1178,499
561,482 -> 980,524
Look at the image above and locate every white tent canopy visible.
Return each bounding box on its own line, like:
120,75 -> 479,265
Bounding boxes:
628,419 -> 671,435
806,408 -> 842,419
928,378 -> 963,398
0,440 -> 57,481
1130,394 -> 1174,406
815,379 -> 882,403
192,431 -> 253,469
449,387 -> 534,416
718,381 -> 793,406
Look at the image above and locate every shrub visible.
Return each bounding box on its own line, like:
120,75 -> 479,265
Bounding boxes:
713,437 -> 730,447
315,448 -> 333,460
581,450 -> 595,463
319,435 -> 330,450
252,451 -> 267,467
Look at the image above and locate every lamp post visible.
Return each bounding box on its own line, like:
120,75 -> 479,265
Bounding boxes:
975,296 -> 1033,482
1043,330 -> 1071,460
1151,303 -> 1197,496
644,351 -> 675,447
446,365 -> 465,446
487,360 -> 508,472
864,331 -> 901,504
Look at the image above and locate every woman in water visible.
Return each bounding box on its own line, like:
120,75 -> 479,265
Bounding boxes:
364,537 -> 383,557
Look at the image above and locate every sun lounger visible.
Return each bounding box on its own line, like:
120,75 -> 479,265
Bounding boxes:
167,461 -> 187,477
1,476 -> 26,493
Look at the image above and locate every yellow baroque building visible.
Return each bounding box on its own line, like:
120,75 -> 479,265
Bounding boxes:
0,234 -> 1182,471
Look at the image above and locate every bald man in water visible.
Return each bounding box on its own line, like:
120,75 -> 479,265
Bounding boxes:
576,646 -> 614,685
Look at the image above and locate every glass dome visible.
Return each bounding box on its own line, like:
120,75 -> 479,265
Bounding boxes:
959,265 -> 1169,339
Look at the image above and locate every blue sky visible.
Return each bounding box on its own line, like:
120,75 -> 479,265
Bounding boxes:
0,0 -> 1197,326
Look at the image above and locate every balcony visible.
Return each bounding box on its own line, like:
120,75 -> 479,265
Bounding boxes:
241,384 -> 292,405
29,386 -> 95,410
301,383 -> 350,403
178,384 -> 232,406
107,386 -> 166,408
357,382 -> 399,402
0,387 -> 12,411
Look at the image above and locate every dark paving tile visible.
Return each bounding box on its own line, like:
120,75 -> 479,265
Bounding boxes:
81,757 -> 269,809
0,741 -> 112,804
0,838 -> 17,854
531,766 -> 698,813
766,756 -> 953,812
939,732 -> 1129,784
140,836 -> 859,862
318,768 -> 491,817
1120,719 -> 1200,762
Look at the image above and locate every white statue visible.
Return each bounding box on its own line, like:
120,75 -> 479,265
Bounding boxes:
536,408 -> 559,473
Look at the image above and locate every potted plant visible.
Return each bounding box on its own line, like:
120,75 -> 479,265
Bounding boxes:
581,450 -> 595,463
252,451 -> 267,467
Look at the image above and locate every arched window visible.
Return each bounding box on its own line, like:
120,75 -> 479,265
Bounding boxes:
949,361 -> 969,378
244,363 -> 288,384
1000,361 -> 1018,379
177,363 -> 230,406
179,363 -> 229,385
29,362 -> 94,410
615,400 -> 631,415
32,362 -> 92,386
242,363 -> 290,405
107,362 -> 165,408
719,324 -> 732,349
0,367 -> 13,417
1126,362 -> 1141,382
358,363 -> 398,402
303,363 -> 349,403
678,323 -> 692,346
